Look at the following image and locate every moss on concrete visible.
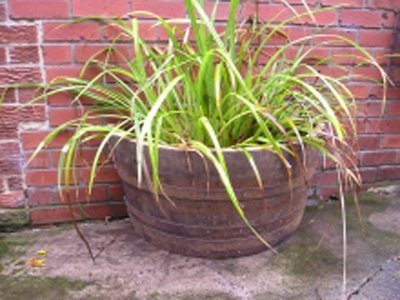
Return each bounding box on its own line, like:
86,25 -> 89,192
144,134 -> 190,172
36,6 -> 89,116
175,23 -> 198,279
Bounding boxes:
0,209 -> 29,232
266,191 -> 400,283
0,232 -> 35,274
346,193 -> 400,257
0,234 -> 32,260
0,275 -> 89,300
267,227 -> 340,278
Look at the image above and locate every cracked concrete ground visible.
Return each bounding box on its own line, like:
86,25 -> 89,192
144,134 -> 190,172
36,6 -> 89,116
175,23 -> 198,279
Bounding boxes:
1,189 -> 399,300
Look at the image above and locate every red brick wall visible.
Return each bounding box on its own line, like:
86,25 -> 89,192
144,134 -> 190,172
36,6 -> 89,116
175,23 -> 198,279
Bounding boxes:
0,0 -> 399,225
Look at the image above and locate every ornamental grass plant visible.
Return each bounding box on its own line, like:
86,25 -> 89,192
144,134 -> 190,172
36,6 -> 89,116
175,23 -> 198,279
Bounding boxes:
25,0 -> 388,208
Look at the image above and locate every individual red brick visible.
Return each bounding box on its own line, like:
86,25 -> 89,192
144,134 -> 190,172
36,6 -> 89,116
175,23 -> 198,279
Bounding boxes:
136,22 -> 163,41
0,67 -> 42,85
0,88 -> 16,103
356,101 -> 383,118
103,22 -> 131,41
0,105 -> 19,132
0,120 -> 18,139
320,0 -> 363,7
0,3 -> 6,22
9,0 -> 70,19
368,0 -> 398,10
287,47 -> 330,63
86,149 -> 110,165
8,176 -> 24,190
60,148 -> 108,166
34,185 -> 108,206
49,107 -> 83,126
217,1 -> 256,21
80,166 -> 121,184
285,26 -> 313,41
73,0 -> 128,17
0,105 -> 45,123
43,21 -> 102,42
339,10 -> 384,28
0,159 -> 21,175
24,151 -> 52,169
28,185 -> 107,206
382,135 -> 400,148
293,9 -> 337,26
368,86 -> 400,100
352,66 -> 383,82
359,30 -> 393,47
21,130 -> 73,149
314,28 -> 358,47
62,186 -> 108,204
381,11 -> 395,28
383,87 -> 400,99
48,92 -> 73,106
373,49 -> 391,65
107,184 -> 124,201
357,135 -> 381,150
0,191 -> 25,209
257,3 -> 292,23
360,119 -> 400,133
30,206 -> 82,224
26,170 -> 59,186
30,186 -> 109,206
391,67 -> 400,83
46,65 -> 79,81
9,46 -> 40,64
387,102 -> 400,116
0,141 -> 20,156
378,166 -> 400,181
19,105 -> 46,122
133,0 -> 186,19
0,25 -> 37,43
46,65 -> 100,82
73,44 -> 130,63
43,45 -> 71,64
347,84 -> 371,99
361,151 -> 399,166
329,48 -> 360,65
28,188 -> 56,206
359,168 -> 378,184
18,88 -> 46,103
314,65 -> 349,78
0,47 -> 5,64
27,168 -> 115,187
83,203 -> 127,219
310,171 -> 337,186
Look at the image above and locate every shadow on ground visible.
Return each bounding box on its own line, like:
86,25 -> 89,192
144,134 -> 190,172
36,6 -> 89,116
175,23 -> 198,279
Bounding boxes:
0,190 -> 399,300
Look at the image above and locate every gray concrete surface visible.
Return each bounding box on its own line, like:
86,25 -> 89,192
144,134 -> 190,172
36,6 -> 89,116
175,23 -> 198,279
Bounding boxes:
0,190 -> 399,300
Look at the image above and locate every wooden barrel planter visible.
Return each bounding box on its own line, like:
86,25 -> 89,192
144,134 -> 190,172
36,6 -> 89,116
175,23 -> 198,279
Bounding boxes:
112,139 -> 319,259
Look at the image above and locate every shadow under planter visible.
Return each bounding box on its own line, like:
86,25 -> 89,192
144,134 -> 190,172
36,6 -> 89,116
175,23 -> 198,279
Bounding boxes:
112,139 -> 319,258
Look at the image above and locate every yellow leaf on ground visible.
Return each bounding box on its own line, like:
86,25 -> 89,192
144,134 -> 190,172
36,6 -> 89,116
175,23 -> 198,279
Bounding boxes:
37,249 -> 48,256
27,258 -> 46,267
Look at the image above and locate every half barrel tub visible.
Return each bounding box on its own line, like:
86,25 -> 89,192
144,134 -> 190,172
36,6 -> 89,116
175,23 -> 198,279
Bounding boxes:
112,139 -> 319,259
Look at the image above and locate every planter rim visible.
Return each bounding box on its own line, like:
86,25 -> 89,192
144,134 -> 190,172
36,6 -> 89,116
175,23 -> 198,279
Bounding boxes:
115,137 -> 308,155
